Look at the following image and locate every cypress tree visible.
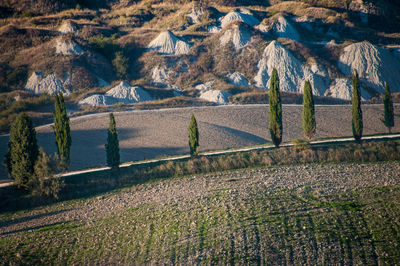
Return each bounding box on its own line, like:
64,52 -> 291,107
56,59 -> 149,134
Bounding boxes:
4,112 -> 39,189
383,83 -> 394,133
269,68 -> 282,147
352,70 -> 363,142
188,114 -> 199,157
302,80 -> 316,140
105,113 -> 120,168
53,91 -> 72,170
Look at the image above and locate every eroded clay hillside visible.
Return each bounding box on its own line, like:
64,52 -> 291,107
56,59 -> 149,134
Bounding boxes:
0,0 -> 400,131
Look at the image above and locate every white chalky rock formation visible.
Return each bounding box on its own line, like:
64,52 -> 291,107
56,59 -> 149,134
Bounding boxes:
78,94 -> 115,106
152,65 -> 170,85
325,78 -> 371,100
207,26 -> 221,33
273,16 -> 301,41
79,82 -> 153,106
55,38 -> 83,55
195,81 -> 214,91
200,90 -> 232,104
338,42 -> 400,93
219,23 -> 251,50
220,9 -> 260,28
58,20 -> 77,34
254,40 -> 328,95
148,31 -> 191,55
25,72 -> 71,95
186,6 -> 204,24
226,72 -> 249,87
106,81 -> 153,103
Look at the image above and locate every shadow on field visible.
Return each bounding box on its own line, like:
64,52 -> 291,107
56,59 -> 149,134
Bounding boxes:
200,122 -> 268,144
0,209 -> 70,229
0,221 -> 75,236
0,146 -> 188,213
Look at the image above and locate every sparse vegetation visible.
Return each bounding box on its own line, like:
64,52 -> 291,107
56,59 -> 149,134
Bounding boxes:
112,51 -> 129,80
88,34 -> 129,80
0,94 -> 53,133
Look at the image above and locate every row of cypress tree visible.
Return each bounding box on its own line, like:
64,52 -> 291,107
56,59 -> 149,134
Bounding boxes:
269,68 -> 395,147
4,72 -> 396,187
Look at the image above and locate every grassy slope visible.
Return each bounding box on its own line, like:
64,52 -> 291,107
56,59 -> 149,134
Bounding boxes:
1,161 -> 400,264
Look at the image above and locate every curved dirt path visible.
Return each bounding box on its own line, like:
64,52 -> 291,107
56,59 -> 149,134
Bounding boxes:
1,104 -> 399,180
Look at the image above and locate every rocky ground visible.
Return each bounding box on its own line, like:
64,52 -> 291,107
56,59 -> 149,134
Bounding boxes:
0,161 -> 399,264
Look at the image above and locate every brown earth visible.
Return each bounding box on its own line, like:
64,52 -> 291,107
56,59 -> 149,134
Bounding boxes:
1,104 -> 399,180
0,161 -> 400,264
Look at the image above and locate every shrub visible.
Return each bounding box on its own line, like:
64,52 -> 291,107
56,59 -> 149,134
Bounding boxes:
112,51 -> 129,80
293,138 -> 311,152
30,149 -> 64,199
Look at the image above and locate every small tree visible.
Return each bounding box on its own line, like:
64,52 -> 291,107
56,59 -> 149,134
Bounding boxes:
53,91 -> 72,170
188,114 -> 199,157
30,148 -> 64,199
269,68 -> 282,147
302,80 -> 316,140
105,113 -> 120,169
383,83 -> 394,133
4,112 -> 39,189
112,51 -> 129,80
352,70 -> 363,142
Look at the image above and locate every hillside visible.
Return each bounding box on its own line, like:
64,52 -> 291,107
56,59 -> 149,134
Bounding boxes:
1,161 -> 400,264
1,0 -> 400,131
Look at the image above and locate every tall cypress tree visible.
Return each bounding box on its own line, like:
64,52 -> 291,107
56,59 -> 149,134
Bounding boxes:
383,83 -> 394,133
188,114 -> 199,157
105,113 -> 120,168
4,112 -> 39,189
53,91 -> 72,170
269,68 -> 282,147
352,70 -> 363,142
302,80 -> 316,140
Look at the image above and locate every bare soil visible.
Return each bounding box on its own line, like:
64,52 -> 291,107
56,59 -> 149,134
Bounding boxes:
0,161 -> 399,264
1,104 -> 399,180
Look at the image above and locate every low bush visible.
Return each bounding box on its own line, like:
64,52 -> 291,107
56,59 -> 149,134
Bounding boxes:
29,149 -> 64,199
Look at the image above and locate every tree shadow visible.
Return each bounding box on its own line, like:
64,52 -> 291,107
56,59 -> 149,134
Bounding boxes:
1,221 -> 75,237
0,209 -> 70,228
0,145 -> 188,213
